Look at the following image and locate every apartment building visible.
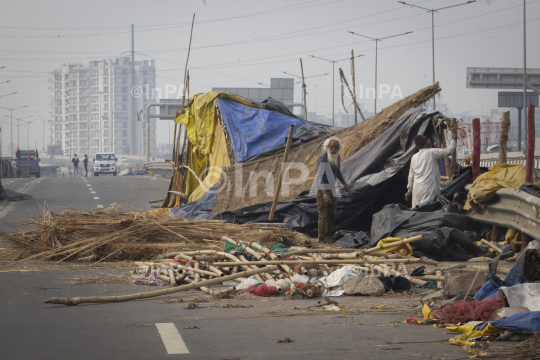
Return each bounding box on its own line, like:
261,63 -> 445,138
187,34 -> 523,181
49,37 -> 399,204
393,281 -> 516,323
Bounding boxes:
49,57 -> 157,156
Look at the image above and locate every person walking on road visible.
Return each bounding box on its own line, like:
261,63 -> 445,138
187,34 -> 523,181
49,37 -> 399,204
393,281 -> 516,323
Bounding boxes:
83,154 -> 89,177
315,136 -> 350,243
405,130 -> 457,208
72,154 -> 80,176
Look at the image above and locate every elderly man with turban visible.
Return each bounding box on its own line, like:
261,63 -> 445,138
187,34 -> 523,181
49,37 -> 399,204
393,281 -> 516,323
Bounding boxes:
405,130 -> 457,208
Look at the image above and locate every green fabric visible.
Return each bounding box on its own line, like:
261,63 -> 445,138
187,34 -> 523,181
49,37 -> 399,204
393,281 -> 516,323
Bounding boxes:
415,280 -> 437,289
316,190 -> 337,243
270,243 -> 293,253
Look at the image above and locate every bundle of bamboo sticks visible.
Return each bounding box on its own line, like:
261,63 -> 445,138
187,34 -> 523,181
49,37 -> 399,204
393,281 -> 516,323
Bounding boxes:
44,234 -> 435,305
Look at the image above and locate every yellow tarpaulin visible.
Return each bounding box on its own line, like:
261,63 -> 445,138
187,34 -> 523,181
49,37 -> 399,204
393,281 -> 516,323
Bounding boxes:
375,237 -> 413,257
188,121 -> 231,202
174,92 -> 260,199
464,164 -> 538,211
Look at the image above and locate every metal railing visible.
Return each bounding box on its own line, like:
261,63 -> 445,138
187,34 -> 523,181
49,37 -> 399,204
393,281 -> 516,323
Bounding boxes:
462,184 -> 540,240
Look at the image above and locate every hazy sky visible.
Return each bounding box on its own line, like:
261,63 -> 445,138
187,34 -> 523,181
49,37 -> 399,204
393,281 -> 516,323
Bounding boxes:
0,0 -> 538,149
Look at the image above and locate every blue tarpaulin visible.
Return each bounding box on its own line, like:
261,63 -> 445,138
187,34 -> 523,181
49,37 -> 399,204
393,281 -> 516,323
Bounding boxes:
475,263 -> 525,300
125,168 -> 147,176
476,311 -> 540,333
217,98 -> 311,162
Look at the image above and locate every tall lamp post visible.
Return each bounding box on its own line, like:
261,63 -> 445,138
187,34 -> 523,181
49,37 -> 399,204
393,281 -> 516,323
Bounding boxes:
348,31 -> 412,114
398,1 -> 476,110
6,115 -> 33,149
37,115 -> 47,152
0,105 -> 28,156
309,54 -> 362,126
21,119 -> 36,149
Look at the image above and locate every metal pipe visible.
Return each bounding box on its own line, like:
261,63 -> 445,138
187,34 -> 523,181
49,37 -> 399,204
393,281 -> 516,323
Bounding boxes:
525,104 -> 535,182
432,10 -> 436,110
472,118 -> 481,181
523,0 -> 528,152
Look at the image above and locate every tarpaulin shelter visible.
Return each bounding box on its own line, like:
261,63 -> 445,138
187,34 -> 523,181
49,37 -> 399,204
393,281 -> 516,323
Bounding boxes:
173,83 -> 443,237
173,92 -> 323,203
213,108 -> 447,236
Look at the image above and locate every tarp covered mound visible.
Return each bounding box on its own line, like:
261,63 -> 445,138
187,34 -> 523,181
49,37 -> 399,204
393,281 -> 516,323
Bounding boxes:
212,107 -> 443,236
174,92 -> 331,203
212,82 -> 441,214
369,204 -> 481,261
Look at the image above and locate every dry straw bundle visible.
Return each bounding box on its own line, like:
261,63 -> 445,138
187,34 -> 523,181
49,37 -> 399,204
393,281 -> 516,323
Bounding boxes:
2,204 -> 312,262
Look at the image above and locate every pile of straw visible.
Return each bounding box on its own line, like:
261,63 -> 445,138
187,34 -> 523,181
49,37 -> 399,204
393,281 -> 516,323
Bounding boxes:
1,205 -> 313,262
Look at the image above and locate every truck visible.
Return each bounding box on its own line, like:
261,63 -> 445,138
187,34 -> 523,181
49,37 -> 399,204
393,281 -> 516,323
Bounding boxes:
15,149 -> 41,178
93,152 -> 117,176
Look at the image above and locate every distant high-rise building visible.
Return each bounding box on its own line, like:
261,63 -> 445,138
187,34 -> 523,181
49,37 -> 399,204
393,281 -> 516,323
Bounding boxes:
49,57 -> 157,155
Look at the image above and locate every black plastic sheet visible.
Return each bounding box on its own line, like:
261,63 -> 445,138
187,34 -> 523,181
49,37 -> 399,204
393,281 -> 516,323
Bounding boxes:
214,108 -> 439,236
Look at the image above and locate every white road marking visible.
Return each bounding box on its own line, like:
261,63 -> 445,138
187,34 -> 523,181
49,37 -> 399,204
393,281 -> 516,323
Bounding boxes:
96,205 -> 103,208
91,191 -> 96,193
87,184 -> 91,187
93,197 -> 99,199
155,323 -> 190,355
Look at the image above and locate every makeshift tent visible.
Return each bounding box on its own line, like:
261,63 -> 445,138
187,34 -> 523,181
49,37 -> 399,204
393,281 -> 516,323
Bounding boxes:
213,107 -> 444,236
174,92 -> 323,203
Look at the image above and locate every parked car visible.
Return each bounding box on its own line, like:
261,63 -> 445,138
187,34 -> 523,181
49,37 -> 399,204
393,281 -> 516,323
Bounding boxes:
93,152 -> 117,176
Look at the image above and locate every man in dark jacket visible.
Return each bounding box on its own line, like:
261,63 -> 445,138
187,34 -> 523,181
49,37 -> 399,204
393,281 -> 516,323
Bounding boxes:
83,154 -> 89,177
315,137 -> 350,243
72,154 -> 79,176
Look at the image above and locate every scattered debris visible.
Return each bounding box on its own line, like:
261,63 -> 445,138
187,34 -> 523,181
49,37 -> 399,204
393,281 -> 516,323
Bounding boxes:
277,338 -> 295,343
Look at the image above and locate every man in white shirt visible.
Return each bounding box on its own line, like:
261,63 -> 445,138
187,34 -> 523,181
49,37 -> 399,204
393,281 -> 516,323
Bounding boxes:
405,130 -> 457,208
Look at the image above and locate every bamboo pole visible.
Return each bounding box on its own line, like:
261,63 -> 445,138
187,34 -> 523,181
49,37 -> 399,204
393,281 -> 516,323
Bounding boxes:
498,110 -> 510,164
268,125 -> 294,221
411,275 -> 445,282
211,259 -> 423,266
43,266 -> 278,306
238,254 -> 265,283
379,263 -> 428,287
363,235 -> 424,254
338,68 -> 365,121
435,269 -> 444,289
480,239 -> 503,254
165,14 -> 195,208
351,49 -> 358,124
448,118 -> 458,180
300,58 -> 308,121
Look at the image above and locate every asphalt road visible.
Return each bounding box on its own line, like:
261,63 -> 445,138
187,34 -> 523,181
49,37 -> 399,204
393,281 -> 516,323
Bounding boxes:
0,175 -> 473,360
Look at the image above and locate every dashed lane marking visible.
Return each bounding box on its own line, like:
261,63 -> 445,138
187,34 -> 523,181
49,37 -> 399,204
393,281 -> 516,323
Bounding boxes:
91,191 -> 96,193
155,323 -> 190,355
96,205 -> 103,208
93,197 -> 99,200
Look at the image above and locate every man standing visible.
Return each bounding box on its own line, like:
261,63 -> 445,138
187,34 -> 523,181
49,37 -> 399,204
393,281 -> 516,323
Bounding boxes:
406,130 -> 457,208
83,154 -> 89,177
315,137 -> 350,243
72,154 -> 79,176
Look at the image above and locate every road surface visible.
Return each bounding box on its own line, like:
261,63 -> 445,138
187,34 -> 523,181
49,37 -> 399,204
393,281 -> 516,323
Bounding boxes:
0,175 -> 477,360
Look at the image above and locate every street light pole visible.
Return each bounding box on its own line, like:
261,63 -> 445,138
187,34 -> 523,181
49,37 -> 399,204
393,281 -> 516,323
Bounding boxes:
398,1 -> 476,110
309,55 -> 358,126
0,105 -> 28,156
348,31 -> 412,114
523,0 -> 528,152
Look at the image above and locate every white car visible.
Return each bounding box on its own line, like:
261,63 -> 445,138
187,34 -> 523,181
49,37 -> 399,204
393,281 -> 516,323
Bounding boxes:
93,152 -> 117,176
